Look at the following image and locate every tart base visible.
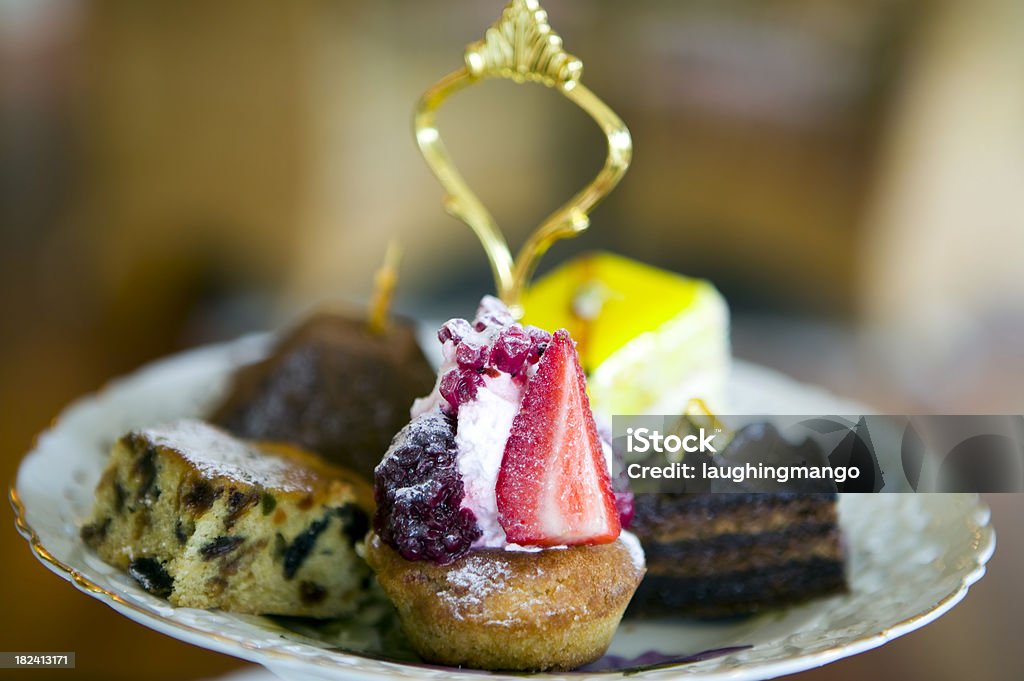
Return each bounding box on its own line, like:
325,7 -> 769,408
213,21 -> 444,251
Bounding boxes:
365,533 -> 645,671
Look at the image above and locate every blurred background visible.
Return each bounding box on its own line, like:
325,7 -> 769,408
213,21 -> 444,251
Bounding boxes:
1,1 -> 1021,679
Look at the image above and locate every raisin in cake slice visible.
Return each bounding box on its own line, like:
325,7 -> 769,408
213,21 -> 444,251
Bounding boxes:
81,419 -> 372,618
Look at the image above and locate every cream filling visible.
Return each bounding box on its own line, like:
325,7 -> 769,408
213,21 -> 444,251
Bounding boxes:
411,341 -> 531,549
411,329 -> 619,551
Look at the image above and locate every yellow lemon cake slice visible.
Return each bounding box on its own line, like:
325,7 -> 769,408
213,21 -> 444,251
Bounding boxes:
521,252 -> 729,416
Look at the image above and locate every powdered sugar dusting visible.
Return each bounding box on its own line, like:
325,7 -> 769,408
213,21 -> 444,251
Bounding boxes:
140,419 -> 320,492
375,411 -> 454,472
440,555 -> 512,619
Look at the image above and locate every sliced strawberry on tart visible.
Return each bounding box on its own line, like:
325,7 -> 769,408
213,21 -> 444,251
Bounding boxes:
365,298 -> 645,672
496,329 -> 621,547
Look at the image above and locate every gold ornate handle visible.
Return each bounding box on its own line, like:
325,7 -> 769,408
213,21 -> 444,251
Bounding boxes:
414,0 -> 632,316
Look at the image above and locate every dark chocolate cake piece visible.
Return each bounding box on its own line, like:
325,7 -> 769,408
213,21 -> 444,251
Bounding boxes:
210,310 -> 435,479
626,424 -> 847,618
627,492 -> 845,618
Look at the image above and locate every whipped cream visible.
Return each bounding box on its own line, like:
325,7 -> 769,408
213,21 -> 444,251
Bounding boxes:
452,375 -> 522,547
413,337 -> 535,548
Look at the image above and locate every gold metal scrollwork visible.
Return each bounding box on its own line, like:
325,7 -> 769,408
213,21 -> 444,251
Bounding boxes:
414,0 -> 632,317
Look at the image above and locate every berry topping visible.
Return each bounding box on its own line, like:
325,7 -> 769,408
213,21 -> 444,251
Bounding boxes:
439,369 -> 485,412
495,330 -> 621,546
455,341 -> 490,371
490,326 -> 533,374
438,318 -> 473,345
432,297 -> 550,415
474,295 -> 516,331
374,412 -> 481,564
524,326 -> 552,363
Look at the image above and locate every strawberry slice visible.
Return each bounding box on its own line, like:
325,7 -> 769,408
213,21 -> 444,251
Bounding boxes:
495,329 -> 621,546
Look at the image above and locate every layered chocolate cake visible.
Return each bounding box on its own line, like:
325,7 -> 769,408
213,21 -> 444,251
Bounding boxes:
627,492 -> 845,618
524,256 -> 847,618
210,310 -> 435,478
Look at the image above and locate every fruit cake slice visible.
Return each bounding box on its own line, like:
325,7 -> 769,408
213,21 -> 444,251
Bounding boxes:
81,419 -> 373,617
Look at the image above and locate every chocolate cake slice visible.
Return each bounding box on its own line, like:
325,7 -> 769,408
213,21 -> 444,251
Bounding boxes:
625,424 -> 846,618
210,310 -> 435,479
627,493 -> 845,618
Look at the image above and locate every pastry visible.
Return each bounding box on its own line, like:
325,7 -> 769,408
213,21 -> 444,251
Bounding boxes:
367,533 -> 642,671
81,419 -> 373,617
629,492 -> 845,618
626,423 -> 846,617
365,298 -> 645,671
209,309 -> 436,479
521,251 -> 730,416
524,259 -> 847,618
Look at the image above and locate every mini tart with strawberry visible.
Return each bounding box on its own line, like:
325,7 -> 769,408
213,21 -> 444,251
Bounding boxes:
365,297 -> 645,672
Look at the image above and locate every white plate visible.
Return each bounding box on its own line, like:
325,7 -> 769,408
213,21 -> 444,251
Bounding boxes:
12,335 -> 995,681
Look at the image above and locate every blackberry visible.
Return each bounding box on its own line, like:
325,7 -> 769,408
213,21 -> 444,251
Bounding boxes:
373,412 -> 481,564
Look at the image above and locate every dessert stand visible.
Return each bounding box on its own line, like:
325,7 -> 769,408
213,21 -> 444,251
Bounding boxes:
11,337 -> 995,681
12,2 -> 995,680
